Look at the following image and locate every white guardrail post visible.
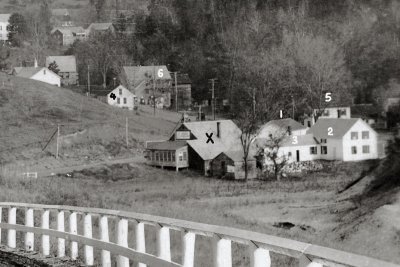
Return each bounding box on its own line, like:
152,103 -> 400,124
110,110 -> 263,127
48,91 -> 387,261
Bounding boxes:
213,236 -> 232,267
57,210 -> 65,257
157,225 -> 171,262
41,210 -> 50,256
69,212 -> 79,260
299,256 -> 323,267
181,231 -> 196,267
134,221 -> 147,267
7,207 -> 16,248
84,213 -> 94,266
100,215 -> 112,267
248,243 -> 271,267
24,208 -> 34,251
117,218 -> 129,267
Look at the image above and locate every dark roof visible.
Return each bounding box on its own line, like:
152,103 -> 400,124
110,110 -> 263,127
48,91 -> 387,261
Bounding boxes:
146,141 -> 187,150
307,118 -> 360,139
263,118 -> 307,132
172,73 -> 191,85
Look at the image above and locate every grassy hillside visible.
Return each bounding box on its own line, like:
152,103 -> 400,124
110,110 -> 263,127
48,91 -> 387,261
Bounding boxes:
0,73 -> 180,167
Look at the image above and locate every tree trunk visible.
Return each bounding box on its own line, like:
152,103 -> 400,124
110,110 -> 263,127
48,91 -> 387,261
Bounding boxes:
244,159 -> 248,180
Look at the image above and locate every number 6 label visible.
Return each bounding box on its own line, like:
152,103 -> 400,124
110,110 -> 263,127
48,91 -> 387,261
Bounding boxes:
157,69 -> 163,78
328,127 -> 333,136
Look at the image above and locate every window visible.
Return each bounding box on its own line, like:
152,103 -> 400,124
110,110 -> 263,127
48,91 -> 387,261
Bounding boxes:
183,152 -> 187,161
320,139 -> 327,144
66,73 -> 70,79
351,132 -> 358,140
119,88 -> 122,95
321,146 -> 328,155
323,109 -> 330,116
155,152 -> 159,161
179,153 -> 183,161
0,26 -> 2,30
362,131 -> 369,139
351,146 -> 357,154
288,152 -> 292,157
123,97 -> 127,104
117,98 -> 120,104
172,151 -> 175,161
310,146 -> 318,155
363,145 -> 370,154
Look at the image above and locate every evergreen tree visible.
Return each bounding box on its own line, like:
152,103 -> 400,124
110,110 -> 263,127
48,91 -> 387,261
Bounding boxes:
7,13 -> 28,47
48,61 -> 60,74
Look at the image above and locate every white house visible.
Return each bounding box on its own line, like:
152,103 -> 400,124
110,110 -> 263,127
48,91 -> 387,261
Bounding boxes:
258,118 -> 309,139
12,60 -> 61,87
307,118 -> 378,161
0,14 -> 11,41
107,85 -> 136,110
304,107 -> 351,127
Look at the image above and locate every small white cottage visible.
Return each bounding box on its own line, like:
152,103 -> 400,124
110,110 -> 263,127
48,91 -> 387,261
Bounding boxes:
307,118 -> 378,161
12,60 -> 61,87
107,85 -> 136,110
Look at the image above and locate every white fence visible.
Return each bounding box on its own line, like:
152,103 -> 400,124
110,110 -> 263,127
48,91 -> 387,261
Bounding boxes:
0,202 -> 398,267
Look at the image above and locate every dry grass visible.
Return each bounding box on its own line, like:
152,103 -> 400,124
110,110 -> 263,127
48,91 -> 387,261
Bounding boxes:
1,159 -> 394,266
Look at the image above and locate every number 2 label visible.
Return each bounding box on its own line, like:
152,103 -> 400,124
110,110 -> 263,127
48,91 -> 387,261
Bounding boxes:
328,127 -> 333,136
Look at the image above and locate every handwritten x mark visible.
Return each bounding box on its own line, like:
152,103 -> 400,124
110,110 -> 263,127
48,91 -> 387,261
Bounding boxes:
206,132 -> 214,144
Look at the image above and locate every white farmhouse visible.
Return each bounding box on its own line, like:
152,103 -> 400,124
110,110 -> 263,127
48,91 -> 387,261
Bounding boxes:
258,118 -> 308,138
304,106 -> 351,127
307,118 -> 378,161
107,85 -> 136,110
12,60 -> 61,87
0,14 -> 11,41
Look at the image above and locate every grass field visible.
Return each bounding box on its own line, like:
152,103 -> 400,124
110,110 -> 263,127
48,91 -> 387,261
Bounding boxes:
1,159 -> 399,266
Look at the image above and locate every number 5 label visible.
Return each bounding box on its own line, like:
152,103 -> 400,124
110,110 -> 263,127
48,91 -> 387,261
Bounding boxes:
328,127 -> 333,136
157,69 -> 164,78
292,136 -> 298,144
325,92 -> 332,102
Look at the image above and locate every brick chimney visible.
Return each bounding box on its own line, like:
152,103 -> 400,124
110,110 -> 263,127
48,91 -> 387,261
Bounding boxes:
217,121 -> 220,138
34,58 -> 38,68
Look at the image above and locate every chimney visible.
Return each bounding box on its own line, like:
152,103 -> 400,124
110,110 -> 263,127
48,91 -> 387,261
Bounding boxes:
34,58 -> 38,68
287,126 -> 292,135
217,121 -> 220,138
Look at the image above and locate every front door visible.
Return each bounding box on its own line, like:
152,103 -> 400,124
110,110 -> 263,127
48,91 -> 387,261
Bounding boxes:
296,150 -> 300,162
221,161 -> 226,175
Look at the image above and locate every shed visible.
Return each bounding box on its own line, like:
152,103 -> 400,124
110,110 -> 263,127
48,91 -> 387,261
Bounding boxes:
211,151 -> 257,180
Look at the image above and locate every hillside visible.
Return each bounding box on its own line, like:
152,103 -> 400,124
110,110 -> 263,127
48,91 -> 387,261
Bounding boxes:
0,73 -> 180,168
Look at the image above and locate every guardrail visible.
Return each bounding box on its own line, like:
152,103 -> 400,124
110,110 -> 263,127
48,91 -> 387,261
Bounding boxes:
0,202 -> 398,267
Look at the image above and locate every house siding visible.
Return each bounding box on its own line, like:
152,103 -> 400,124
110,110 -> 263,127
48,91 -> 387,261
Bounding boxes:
31,69 -> 61,87
342,120 -> 378,161
107,86 -> 136,110
0,21 -> 9,41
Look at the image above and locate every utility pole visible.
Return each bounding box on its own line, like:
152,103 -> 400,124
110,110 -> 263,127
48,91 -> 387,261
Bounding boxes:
125,117 -> 129,147
56,124 -> 60,159
292,95 -> 295,119
152,65 -> 156,116
171,72 -> 179,112
87,65 -> 91,96
253,88 -> 256,116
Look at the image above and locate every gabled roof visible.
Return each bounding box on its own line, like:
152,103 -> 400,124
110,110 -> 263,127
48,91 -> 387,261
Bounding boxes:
0,14 -> 11,23
262,118 -> 307,132
46,56 -> 77,73
147,141 -> 187,150
108,85 -> 136,97
87,23 -> 114,32
182,120 -> 245,160
307,118 -> 360,139
123,65 -> 171,88
13,66 -> 61,81
51,26 -> 85,36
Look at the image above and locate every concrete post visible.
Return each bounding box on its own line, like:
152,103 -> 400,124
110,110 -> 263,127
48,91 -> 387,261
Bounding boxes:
84,214 -> 94,266
117,218 -> 129,267
212,237 -> 232,267
100,216 -> 111,267
7,207 -> 16,248
249,246 -> 271,267
182,231 -> 196,267
69,212 -> 78,260
134,221 -> 146,267
57,211 -> 65,257
41,210 -> 50,256
25,208 -> 34,251
157,226 -> 171,261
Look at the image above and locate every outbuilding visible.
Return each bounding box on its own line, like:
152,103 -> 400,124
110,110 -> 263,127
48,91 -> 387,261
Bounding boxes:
107,85 -> 136,110
211,151 -> 257,179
